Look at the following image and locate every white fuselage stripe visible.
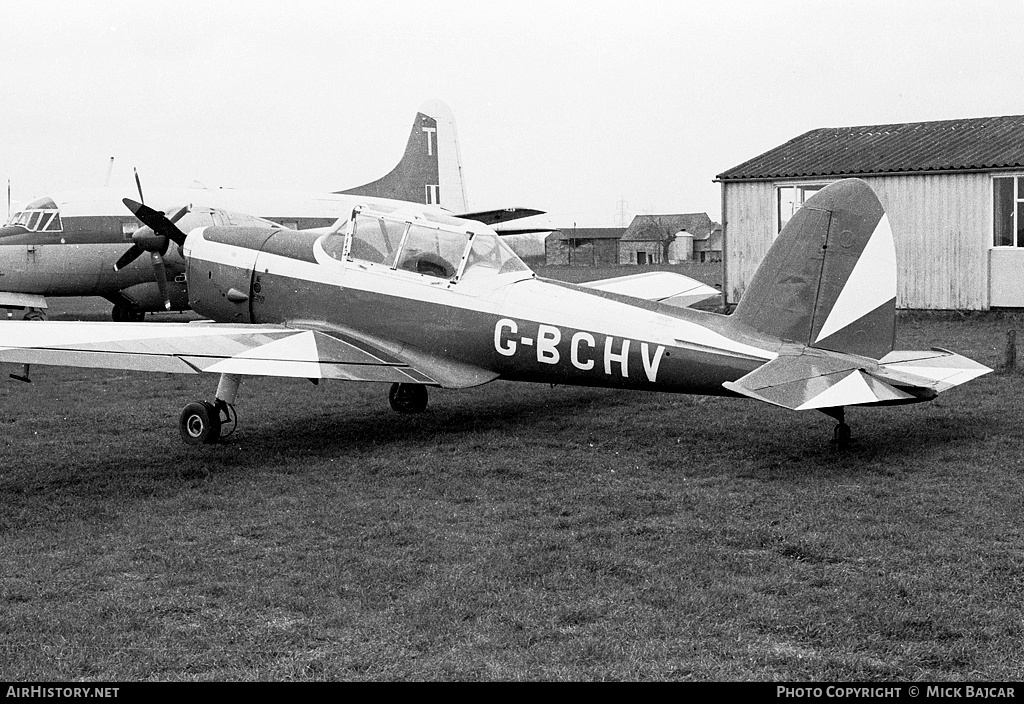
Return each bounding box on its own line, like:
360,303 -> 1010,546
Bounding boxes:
188,233 -> 777,362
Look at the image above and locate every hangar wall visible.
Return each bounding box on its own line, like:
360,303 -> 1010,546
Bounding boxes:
723,173 -> 992,310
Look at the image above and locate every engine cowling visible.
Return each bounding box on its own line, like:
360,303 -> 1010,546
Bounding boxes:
183,226 -> 280,323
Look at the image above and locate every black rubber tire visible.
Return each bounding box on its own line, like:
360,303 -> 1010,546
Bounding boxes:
112,305 -> 145,322
833,422 -> 852,447
180,401 -> 222,445
388,383 -> 428,413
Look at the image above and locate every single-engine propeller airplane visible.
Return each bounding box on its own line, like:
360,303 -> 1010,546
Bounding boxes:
0,178 -> 989,446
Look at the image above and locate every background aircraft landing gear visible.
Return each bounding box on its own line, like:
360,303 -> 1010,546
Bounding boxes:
389,383 -> 428,413
22,308 -> 46,321
111,304 -> 145,322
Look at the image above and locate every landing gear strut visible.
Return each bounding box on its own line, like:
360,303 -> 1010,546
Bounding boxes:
179,374 -> 240,445
388,383 -> 428,413
822,407 -> 852,448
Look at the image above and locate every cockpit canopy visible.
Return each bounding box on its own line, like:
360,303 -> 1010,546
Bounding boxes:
5,197 -> 62,232
321,206 -> 532,282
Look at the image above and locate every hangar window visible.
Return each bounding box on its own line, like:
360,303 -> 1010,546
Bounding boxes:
777,184 -> 826,234
993,176 -> 1024,247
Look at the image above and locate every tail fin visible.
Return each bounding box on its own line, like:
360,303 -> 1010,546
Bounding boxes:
336,99 -> 468,212
732,178 -> 896,359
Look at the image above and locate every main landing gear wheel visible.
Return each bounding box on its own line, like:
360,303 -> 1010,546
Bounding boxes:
388,383 -> 428,413
180,401 -> 222,445
112,304 -> 145,322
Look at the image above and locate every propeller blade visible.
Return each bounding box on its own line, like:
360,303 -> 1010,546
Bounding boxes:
134,168 -> 144,204
166,205 -> 188,225
122,198 -> 189,246
113,243 -> 145,272
151,252 -> 171,310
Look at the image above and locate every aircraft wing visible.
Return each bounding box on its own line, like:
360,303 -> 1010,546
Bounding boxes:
454,207 -> 545,225
581,271 -> 721,308
723,346 -> 991,410
0,292 -> 48,309
0,320 -> 495,388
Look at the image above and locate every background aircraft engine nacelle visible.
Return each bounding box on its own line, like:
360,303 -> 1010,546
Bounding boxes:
184,226 -> 279,323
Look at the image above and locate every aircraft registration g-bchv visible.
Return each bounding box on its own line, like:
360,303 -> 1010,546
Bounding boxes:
0,179 -> 990,446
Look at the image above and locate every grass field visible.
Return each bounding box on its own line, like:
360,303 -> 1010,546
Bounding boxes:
2,265 -> 1023,681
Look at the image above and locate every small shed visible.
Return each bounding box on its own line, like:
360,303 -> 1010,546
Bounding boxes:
716,115 -> 1024,310
619,213 -> 716,265
544,227 -> 625,266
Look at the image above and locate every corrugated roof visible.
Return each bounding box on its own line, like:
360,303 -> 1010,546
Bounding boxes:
620,213 -> 715,242
548,227 -> 625,242
717,115 -> 1024,181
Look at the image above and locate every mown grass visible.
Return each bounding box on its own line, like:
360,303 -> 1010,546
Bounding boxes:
1,267 -> 1023,681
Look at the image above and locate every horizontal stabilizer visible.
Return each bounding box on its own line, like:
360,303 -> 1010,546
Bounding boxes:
875,348 -> 992,392
723,346 -> 989,411
582,271 -> 720,308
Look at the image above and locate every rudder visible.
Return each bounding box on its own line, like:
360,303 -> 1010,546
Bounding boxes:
336,100 -> 468,212
731,178 -> 896,359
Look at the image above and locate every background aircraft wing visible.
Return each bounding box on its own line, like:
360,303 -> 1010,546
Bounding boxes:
0,321 -> 445,384
723,346 -> 990,410
581,271 -> 720,308
455,207 -> 545,225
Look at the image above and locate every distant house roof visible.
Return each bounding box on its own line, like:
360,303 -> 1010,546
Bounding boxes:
548,227 -> 625,242
696,224 -> 723,245
716,115 -> 1024,182
620,213 -> 715,242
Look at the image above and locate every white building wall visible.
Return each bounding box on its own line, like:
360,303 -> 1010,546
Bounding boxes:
723,173 -> 991,310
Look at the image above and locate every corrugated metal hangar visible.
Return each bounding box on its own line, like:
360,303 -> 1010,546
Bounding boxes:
716,115 -> 1024,310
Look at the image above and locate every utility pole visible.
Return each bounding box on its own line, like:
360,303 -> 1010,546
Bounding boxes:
616,196 -> 630,227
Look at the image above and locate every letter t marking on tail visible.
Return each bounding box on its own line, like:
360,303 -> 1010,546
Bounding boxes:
422,127 -> 436,156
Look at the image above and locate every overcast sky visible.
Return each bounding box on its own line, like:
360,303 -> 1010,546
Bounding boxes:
1,0 -> 1021,226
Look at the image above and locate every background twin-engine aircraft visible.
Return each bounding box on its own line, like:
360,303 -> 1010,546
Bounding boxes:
0,100 -> 545,322
0,171 -> 989,446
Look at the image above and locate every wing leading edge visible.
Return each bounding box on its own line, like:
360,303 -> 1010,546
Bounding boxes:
581,271 -> 721,308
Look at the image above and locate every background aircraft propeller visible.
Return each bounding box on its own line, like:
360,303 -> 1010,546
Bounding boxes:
115,197 -> 190,311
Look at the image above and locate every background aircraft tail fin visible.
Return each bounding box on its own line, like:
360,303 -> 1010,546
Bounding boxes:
335,100 -> 468,212
731,178 -> 896,360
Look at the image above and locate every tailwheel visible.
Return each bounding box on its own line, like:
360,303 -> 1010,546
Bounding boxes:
821,406 -> 853,448
832,422 -> 852,448
388,383 -> 428,413
180,401 -> 222,445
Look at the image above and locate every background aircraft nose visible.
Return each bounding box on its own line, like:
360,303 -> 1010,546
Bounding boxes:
0,225 -> 29,239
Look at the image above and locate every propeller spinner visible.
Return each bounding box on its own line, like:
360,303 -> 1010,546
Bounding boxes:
115,198 -> 190,311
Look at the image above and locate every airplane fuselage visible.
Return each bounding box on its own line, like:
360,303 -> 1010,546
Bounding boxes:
184,223 -> 781,396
